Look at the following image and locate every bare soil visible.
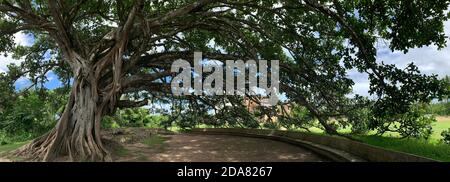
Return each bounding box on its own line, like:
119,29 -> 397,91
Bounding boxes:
106,128 -> 329,162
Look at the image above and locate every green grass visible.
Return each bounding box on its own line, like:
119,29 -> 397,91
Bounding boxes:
142,135 -> 169,151
290,116 -> 450,161
0,142 -> 28,156
431,116 -> 450,142
345,117 -> 450,162
303,116 -> 450,141
113,144 -> 129,157
353,135 -> 450,162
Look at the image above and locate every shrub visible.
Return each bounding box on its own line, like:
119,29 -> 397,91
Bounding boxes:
101,108 -> 168,129
347,108 -> 371,135
371,104 -> 436,140
263,122 -> 280,130
0,132 -> 11,145
278,105 -> 315,130
101,116 -> 121,129
427,102 -> 450,116
442,129 -> 450,145
0,90 -> 63,143
177,114 -> 199,129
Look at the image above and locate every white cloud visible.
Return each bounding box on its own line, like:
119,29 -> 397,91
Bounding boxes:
350,20 -> 450,96
0,32 -> 33,73
14,32 -> 34,46
46,71 -> 56,81
0,55 -> 21,73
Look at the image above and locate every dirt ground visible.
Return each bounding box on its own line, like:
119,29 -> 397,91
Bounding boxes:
107,129 -> 329,162
0,128 -> 330,162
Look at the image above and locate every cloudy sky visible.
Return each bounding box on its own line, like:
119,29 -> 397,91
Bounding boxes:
1,21 -> 450,96
0,32 -> 62,90
348,20 -> 450,96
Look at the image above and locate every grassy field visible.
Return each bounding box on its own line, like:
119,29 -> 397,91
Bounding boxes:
0,142 -> 27,157
305,116 -> 450,141
372,116 -> 450,162
295,116 -> 450,161
353,135 -> 450,162
352,116 -> 450,161
431,116 -> 450,141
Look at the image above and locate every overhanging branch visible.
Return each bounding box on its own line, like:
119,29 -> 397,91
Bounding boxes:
117,99 -> 148,109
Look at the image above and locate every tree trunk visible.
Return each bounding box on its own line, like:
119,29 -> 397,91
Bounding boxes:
16,76 -> 113,162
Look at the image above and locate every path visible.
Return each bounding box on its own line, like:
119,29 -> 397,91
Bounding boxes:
114,134 -> 330,162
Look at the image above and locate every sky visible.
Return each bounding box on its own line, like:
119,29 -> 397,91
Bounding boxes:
0,32 -> 62,90
1,22 -> 450,96
345,20 -> 450,96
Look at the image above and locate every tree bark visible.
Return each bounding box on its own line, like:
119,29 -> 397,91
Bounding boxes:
16,76 -> 113,162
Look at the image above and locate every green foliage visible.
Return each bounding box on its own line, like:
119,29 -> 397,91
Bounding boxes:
440,76 -> 450,103
429,76 -> 450,115
262,122 -> 280,130
347,107 -> 372,135
0,73 -> 16,112
370,104 -> 436,140
278,105 -> 316,130
0,132 -> 11,145
101,116 -> 121,129
0,90 -> 65,145
441,129 -> 450,145
369,64 -> 446,118
426,102 -> 450,116
101,108 -> 168,129
176,114 -> 200,129
354,135 -> 450,162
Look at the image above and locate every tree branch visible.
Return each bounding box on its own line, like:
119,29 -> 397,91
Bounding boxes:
121,70 -> 175,91
117,99 -> 148,109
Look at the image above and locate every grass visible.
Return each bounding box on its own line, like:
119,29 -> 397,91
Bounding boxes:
113,144 -> 129,157
353,135 -> 450,162
291,116 -> 450,161
347,116 -> 450,162
431,116 -> 450,142
303,116 -> 450,141
0,141 -> 28,157
142,135 -> 169,151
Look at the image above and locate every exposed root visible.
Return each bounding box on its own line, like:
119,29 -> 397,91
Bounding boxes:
14,130 -> 112,162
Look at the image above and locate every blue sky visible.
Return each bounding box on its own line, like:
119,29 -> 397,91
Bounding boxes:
0,33 -> 62,90
1,21 -> 450,96
13,71 -> 62,90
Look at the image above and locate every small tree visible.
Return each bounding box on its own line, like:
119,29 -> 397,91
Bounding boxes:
441,129 -> 450,145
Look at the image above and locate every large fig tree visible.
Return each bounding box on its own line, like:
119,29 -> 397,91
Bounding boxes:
0,0 -> 448,161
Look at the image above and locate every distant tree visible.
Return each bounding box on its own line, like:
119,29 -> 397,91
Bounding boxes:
444,76 -> 450,103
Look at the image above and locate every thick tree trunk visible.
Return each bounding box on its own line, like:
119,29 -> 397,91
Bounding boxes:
16,77 -> 113,162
